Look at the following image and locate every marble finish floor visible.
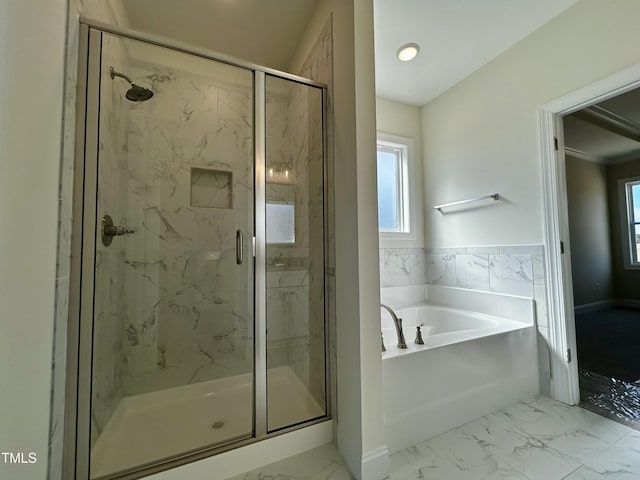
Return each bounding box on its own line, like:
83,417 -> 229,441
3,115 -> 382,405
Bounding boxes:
228,395 -> 640,479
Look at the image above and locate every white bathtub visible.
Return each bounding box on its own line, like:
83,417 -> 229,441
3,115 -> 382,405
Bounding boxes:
381,286 -> 539,453
382,305 -> 530,354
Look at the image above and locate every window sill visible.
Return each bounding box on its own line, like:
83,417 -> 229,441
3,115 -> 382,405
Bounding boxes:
379,231 -> 422,249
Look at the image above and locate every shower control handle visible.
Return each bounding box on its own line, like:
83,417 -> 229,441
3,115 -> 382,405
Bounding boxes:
101,214 -> 135,247
236,230 -> 244,264
104,225 -> 136,236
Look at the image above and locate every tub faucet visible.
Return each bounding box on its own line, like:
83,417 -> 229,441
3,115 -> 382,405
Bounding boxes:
381,304 -> 408,349
415,323 -> 425,345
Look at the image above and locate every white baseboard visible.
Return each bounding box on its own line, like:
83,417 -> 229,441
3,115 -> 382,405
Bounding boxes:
574,298 -> 640,315
362,446 -> 390,480
573,300 -> 613,315
337,428 -> 389,480
615,298 -> 640,309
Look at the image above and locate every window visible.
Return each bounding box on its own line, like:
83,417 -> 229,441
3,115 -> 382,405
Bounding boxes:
622,177 -> 640,268
266,202 -> 295,244
377,135 -> 412,236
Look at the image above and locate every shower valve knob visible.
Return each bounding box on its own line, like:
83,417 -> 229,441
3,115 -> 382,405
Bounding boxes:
104,225 -> 135,236
101,215 -> 135,246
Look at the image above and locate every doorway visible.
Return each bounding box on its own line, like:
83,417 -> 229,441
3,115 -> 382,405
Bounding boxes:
540,61 -> 640,426
562,89 -> 640,427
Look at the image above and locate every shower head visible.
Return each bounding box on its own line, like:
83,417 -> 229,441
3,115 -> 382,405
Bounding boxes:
125,84 -> 154,102
109,67 -> 154,102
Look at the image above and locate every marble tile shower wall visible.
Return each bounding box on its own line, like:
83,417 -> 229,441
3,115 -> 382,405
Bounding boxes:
380,245 -> 551,394
117,60 -> 255,396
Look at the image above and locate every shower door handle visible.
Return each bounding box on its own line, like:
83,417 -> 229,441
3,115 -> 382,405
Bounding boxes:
236,229 -> 244,264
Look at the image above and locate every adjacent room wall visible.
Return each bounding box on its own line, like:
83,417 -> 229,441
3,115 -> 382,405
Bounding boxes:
0,1 -> 66,480
565,155 -> 614,306
607,157 -> 640,302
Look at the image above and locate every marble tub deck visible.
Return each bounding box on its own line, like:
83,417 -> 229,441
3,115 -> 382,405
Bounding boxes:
228,395 -> 640,480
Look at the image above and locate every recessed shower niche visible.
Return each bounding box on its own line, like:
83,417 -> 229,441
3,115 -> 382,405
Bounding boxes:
189,167 -> 233,209
68,21 -> 329,480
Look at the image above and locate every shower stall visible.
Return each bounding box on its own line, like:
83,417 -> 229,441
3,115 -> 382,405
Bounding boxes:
69,21 -> 329,479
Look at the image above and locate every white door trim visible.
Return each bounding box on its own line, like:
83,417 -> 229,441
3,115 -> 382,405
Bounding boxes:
539,61 -> 640,405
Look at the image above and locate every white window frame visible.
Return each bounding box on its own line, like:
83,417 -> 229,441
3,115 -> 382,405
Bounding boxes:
619,175 -> 640,270
377,132 -> 417,244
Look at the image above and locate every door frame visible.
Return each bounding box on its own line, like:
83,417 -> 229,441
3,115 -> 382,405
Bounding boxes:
539,61 -> 640,405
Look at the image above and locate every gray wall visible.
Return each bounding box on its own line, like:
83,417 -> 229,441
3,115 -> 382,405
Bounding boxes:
565,154 -> 640,305
565,155 -> 615,306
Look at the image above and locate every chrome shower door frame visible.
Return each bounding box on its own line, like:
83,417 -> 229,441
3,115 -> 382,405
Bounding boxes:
66,20 -> 330,480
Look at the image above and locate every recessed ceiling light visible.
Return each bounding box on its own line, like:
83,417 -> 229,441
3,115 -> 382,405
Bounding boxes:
397,43 -> 420,62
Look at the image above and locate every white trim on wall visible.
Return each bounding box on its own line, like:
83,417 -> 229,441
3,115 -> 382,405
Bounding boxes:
337,428 -> 389,480
618,175 -> 640,270
564,147 -> 601,164
539,60 -> 640,406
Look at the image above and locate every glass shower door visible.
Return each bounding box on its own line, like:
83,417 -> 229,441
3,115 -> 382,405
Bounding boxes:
264,74 -> 327,431
88,31 -> 255,478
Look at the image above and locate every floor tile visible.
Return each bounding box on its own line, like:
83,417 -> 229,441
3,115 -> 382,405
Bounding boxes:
615,430 -> 640,452
562,466 -> 608,479
390,427 -> 505,480
526,396 -> 632,443
547,429 -> 640,478
228,396 -> 640,480
458,415 -> 580,480
479,462 -> 532,480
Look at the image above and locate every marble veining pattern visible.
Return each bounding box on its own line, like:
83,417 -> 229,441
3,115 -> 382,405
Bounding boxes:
456,254 -> 490,290
230,395 -> 640,480
426,253 -> 457,287
380,245 -> 542,295
489,253 -> 535,297
383,248 -> 428,287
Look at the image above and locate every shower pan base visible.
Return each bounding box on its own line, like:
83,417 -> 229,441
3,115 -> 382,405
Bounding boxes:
90,366 -> 324,478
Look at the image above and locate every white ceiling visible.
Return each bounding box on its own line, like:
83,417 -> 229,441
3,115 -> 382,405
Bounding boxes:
121,0 -> 319,71
564,87 -> 640,164
374,0 -> 578,106
119,0 -> 580,106
563,115 -> 640,162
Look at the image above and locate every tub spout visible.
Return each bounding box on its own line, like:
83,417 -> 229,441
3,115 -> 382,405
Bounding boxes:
381,304 -> 407,349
